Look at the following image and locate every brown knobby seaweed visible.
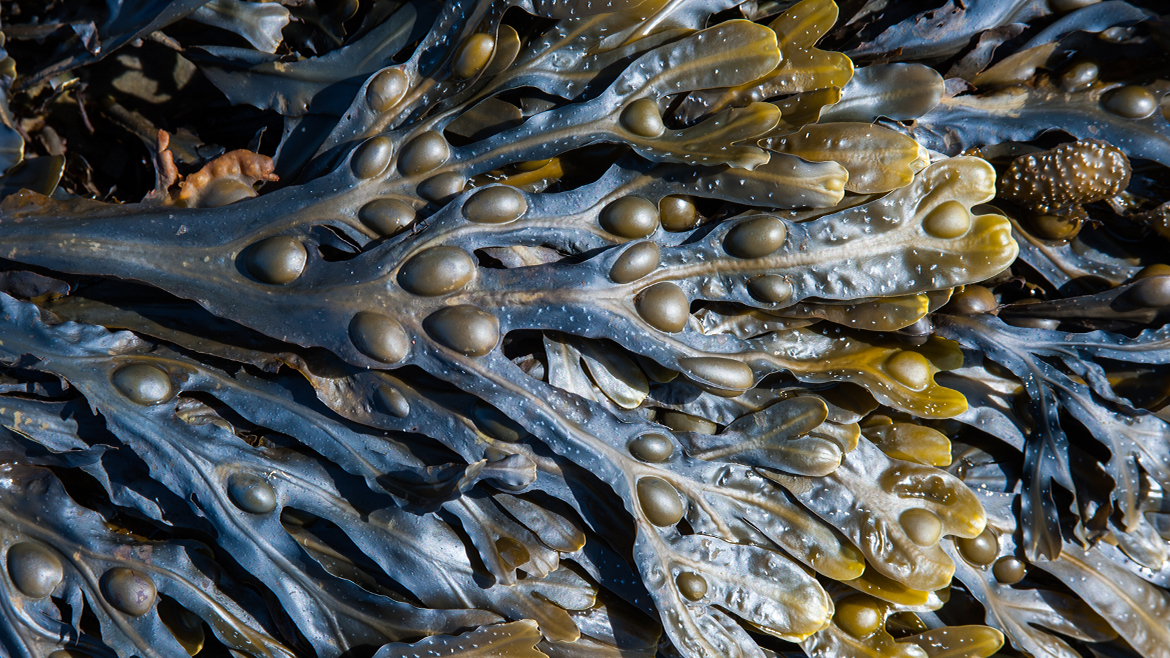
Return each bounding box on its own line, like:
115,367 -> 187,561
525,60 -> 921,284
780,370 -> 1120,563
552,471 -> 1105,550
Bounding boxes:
998,139 -> 1132,218
0,1 -> 1167,658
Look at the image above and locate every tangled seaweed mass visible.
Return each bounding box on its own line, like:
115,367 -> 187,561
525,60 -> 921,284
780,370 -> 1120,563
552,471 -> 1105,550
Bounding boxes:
0,0 -> 1169,656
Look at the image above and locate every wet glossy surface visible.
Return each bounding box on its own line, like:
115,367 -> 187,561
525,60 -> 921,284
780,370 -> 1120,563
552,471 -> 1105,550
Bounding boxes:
398,247 -> 476,296
833,595 -> 882,637
375,384 -> 411,417
418,173 -> 465,203
367,69 -> 409,112
957,528 -> 998,565
600,197 -> 659,238
899,508 -> 943,546
679,356 -> 753,392
102,568 -> 157,617
6,542 -> 63,598
244,236 -> 308,285
610,241 -> 660,283
359,198 -> 416,236
884,352 -> 931,391
659,195 -> 698,231
353,136 -> 394,179
675,572 -> 707,600
200,180 -> 256,207
621,99 -> 666,138
472,402 -> 528,442
398,131 -> 450,176
724,217 -> 786,258
992,557 -> 1027,585
923,201 -> 971,238
637,477 -> 684,527
453,34 -> 495,79
463,187 -> 527,224
424,305 -> 499,356
1130,276 -> 1170,308
228,473 -> 277,514
628,433 -> 674,462
1103,86 -> 1157,119
0,1 -> 1165,656
111,364 -> 173,405
636,282 -> 689,332
747,275 -> 793,303
945,285 -> 998,315
349,311 -> 411,363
